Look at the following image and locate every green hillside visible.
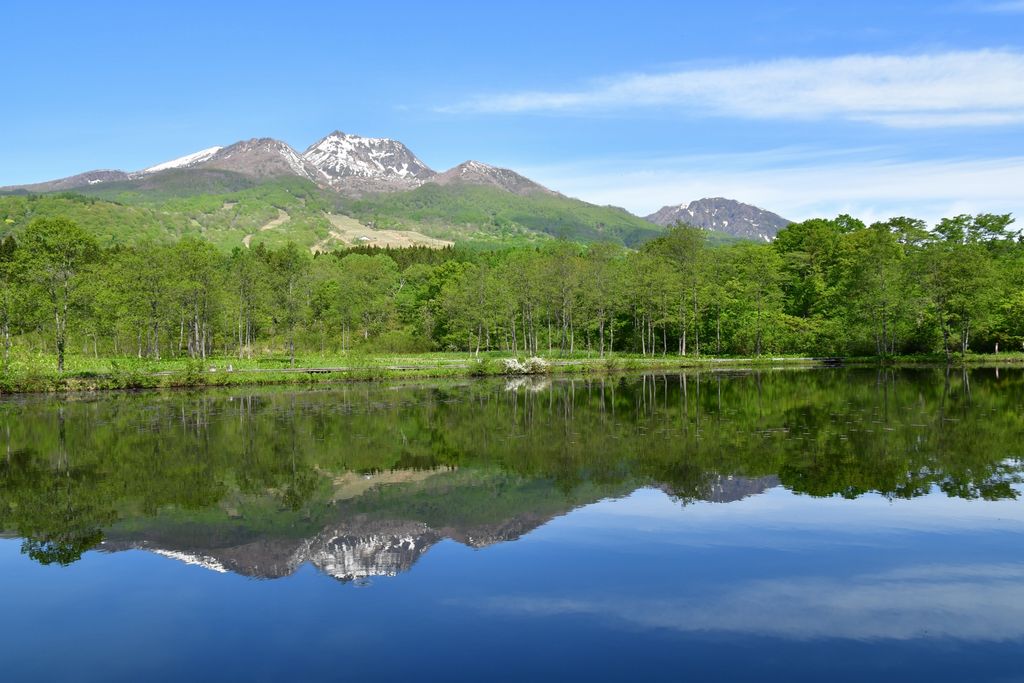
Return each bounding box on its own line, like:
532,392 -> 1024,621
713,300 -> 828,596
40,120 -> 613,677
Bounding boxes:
1,175 -> 705,251
0,178 -> 339,251
349,183 -> 665,246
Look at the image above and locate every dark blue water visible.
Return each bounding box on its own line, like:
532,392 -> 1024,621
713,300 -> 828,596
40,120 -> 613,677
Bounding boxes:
1,369 -> 1022,681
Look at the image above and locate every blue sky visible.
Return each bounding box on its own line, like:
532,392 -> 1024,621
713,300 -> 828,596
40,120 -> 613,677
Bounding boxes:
3,0 -> 1023,223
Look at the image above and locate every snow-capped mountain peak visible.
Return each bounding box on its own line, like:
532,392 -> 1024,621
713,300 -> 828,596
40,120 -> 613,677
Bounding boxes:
302,131 -> 434,191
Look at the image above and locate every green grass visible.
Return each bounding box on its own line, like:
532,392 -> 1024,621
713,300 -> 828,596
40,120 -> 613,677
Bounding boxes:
2,348 -> 1018,394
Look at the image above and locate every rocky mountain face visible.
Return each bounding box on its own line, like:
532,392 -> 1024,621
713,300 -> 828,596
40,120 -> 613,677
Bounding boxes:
430,160 -> 553,196
197,138 -> 318,180
645,197 -> 791,242
302,131 -> 435,195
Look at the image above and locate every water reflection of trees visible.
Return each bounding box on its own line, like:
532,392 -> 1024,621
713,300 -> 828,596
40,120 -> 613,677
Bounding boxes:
0,367 -> 1021,565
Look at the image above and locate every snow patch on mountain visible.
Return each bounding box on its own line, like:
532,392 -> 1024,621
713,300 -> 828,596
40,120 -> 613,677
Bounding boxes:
143,146 -> 223,174
303,131 -> 434,188
148,548 -> 229,573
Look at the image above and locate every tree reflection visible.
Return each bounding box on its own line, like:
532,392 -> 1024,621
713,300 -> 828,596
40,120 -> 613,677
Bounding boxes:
0,367 -> 1021,567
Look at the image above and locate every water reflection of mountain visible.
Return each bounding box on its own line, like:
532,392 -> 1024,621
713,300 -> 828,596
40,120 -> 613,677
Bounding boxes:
99,470 -> 780,581
102,518 -> 438,581
2,368 -> 1021,574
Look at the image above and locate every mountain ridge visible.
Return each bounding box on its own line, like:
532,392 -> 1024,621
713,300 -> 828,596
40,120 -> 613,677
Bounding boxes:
430,160 -> 555,196
646,197 -> 791,242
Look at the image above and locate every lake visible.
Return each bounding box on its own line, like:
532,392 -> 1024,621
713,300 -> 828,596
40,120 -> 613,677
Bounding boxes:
1,367 -> 1022,682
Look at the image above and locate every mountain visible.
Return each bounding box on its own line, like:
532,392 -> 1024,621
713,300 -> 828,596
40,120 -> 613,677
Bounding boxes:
645,197 -> 791,242
302,130 -> 434,195
4,169 -> 131,194
430,160 -> 553,196
196,138 -> 318,180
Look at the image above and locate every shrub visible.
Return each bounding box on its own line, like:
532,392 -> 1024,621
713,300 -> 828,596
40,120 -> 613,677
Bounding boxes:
179,358 -> 207,386
523,357 -> 550,374
109,358 -> 157,389
468,357 -> 494,376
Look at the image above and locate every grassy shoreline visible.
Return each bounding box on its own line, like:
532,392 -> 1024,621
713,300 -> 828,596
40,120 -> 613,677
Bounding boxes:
0,350 -> 1022,395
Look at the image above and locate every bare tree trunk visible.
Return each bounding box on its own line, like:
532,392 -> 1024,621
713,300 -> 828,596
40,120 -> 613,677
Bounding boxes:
755,292 -> 763,356
55,303 -> 67,374
941,319 -> 951,364
693,288 -> 700,356
716,309 -> 722,355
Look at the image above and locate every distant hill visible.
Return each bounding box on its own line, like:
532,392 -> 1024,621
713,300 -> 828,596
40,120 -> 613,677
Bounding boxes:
646,197 -> 791,242
4,169 -> 132,194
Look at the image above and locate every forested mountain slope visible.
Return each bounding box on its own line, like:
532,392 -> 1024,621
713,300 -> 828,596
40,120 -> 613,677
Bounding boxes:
0,178 -> 679,250
348,183 -> 667,246
0,178 -> 341,251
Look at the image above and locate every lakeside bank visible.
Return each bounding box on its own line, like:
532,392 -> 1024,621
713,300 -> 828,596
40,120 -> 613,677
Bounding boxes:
1,351 -> 1022,395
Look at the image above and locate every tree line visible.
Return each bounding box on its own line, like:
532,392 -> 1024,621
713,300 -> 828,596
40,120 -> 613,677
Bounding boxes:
0,212 -> 1021,370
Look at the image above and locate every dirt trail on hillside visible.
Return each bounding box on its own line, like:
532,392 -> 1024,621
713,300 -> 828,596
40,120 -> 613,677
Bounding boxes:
242,209 -> 289,248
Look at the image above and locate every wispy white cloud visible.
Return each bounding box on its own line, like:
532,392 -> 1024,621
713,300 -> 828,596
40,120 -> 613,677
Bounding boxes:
513,150 -> 1024,225
462,562 -> 1024,641
454,489 -> 1024,642
976,1 -> 1024,13
443,50 -> 1024,129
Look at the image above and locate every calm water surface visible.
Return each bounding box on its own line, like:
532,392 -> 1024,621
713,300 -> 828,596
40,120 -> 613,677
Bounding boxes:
1,368 -> 1022,681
